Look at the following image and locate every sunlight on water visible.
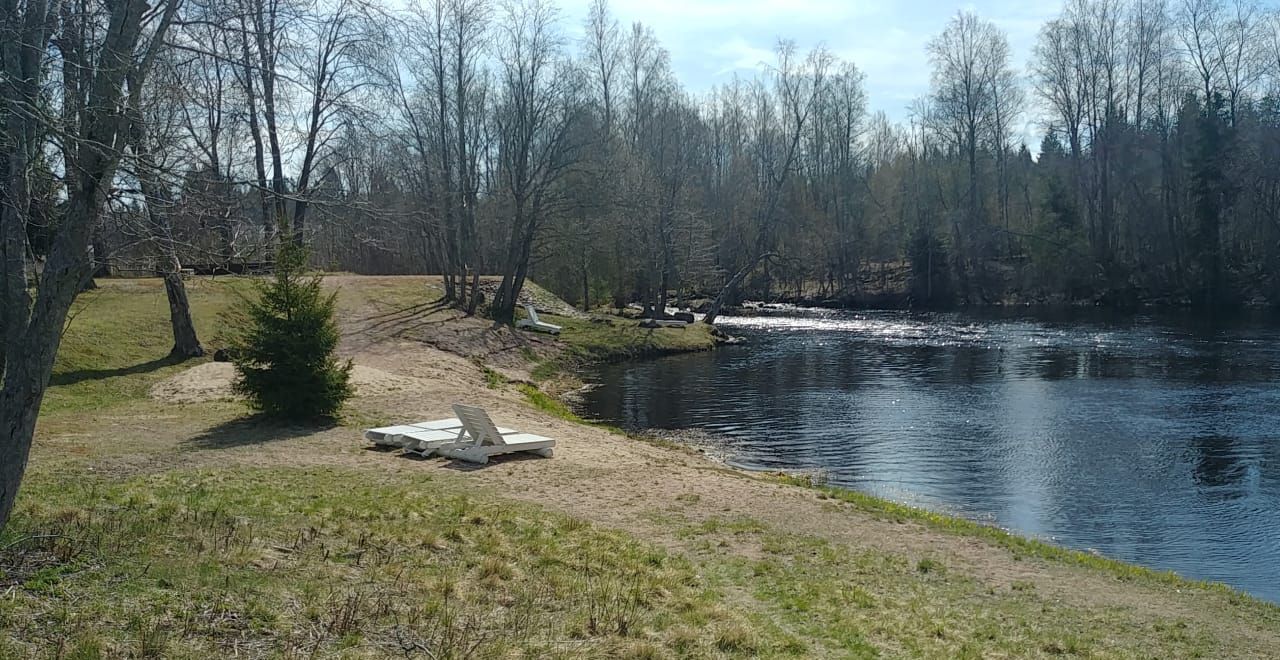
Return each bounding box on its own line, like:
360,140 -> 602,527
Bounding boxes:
719,312 -> 989,347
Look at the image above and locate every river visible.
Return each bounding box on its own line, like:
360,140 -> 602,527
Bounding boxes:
579,307 -> 1280,603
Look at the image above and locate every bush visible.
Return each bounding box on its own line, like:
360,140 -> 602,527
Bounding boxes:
229,245 -> 352,419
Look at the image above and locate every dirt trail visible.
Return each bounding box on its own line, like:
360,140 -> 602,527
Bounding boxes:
46,276 -> 1280,656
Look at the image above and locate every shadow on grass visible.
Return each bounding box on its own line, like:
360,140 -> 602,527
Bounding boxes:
50,354 -> 190,387
185,414 -> 338,450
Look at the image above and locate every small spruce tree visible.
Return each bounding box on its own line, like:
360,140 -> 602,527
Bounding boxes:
230,244 -> 353,419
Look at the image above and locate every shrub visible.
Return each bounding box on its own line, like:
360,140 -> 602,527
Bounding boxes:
229,245 -> 352,419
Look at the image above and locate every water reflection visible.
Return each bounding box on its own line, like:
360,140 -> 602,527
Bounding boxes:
580,308 -> 1280,602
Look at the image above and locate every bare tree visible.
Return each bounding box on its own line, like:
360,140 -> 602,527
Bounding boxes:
1181,0 -> 1224,103
488,0 -> 580,323
704,41 -> 831,322
400,0 -> 491,310
125,54 -> 205,358
927,11 -> 1010,289
583,0 -> 619,135
287,0 -> 382,245
1210,0 -> 1264,124
1,0 -> 180,531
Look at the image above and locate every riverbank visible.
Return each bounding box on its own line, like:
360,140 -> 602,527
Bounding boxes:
3,275 -> 1278,657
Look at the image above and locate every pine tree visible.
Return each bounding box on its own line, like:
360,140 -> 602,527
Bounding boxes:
1187,94 -> 1234,307
230,244 -> 353,419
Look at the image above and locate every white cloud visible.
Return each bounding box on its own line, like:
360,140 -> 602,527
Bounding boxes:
708,37 -> 777,75
557,0 -> 1066,139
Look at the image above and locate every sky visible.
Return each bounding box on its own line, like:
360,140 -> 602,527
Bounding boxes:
557,0 -> 1066,147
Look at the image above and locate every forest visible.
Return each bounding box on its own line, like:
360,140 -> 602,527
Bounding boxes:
5,0 -> 1279,326
9,0 -> 1269,318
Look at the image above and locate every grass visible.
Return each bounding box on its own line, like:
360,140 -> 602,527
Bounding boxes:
547,314 -> 718,364
518,310 -> 719,387
1,464 -> 1260,657
344,275 -> 719,384
707,526 -> 1224,658
517,384 -> 628,438
43,278 -> 252,415
0,467 -> 800,658
772,474 -> 1280,606
481,366 -> 508,389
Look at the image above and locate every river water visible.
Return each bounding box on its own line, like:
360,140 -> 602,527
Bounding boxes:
579,307 -> 1280,602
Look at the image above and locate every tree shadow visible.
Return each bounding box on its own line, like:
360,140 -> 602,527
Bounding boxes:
50,354 -> 189,387
345,298 -> 453,337
185,414 -> 338,450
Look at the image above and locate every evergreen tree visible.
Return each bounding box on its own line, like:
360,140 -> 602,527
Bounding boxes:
1187,94 -> 1234,307
230,244 -> 353,419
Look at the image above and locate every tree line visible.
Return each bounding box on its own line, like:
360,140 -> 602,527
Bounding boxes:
5,0 -> 1280,529
59,0 -> 1280,315
17,0 -> 1279,319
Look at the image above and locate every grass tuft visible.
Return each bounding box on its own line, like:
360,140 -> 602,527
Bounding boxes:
481,366 -> 509,389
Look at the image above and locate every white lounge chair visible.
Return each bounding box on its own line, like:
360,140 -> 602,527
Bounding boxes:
436,404 -> 555,464
364,418 -> 466,448
399,419 -> 518,457
515,304 -> 562,335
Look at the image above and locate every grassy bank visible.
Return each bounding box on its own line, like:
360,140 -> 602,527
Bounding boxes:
7,464 -> 1263,658
773,474 -> 1270,605
3,276 -> 1277,657
546,314 -> 719,363
350,275 -> 719,381
43,278 -> 250,415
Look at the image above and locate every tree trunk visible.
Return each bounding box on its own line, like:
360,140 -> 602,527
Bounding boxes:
466,271 -> 482,316
129,103 -> 204,360
703,252 -> 775,325
164,272 -> 204,357
0,0 -> 168,533
0,195 -> 98,531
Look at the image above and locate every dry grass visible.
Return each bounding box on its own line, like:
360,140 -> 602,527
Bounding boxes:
0,468 -> 783,658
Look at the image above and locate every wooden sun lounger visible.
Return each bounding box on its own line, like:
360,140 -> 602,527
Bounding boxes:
364,421 -> 457,448
435,404 -> 555,464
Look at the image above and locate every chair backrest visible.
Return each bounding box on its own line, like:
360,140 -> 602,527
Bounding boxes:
452,404 -> 505,446
524,304 -> 540,324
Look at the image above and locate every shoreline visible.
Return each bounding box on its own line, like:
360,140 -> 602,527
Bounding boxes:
560,402 -> 1279,610
547,310 -> 1279,609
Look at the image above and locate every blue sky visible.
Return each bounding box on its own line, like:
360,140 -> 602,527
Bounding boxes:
559,0 -> 1064,146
